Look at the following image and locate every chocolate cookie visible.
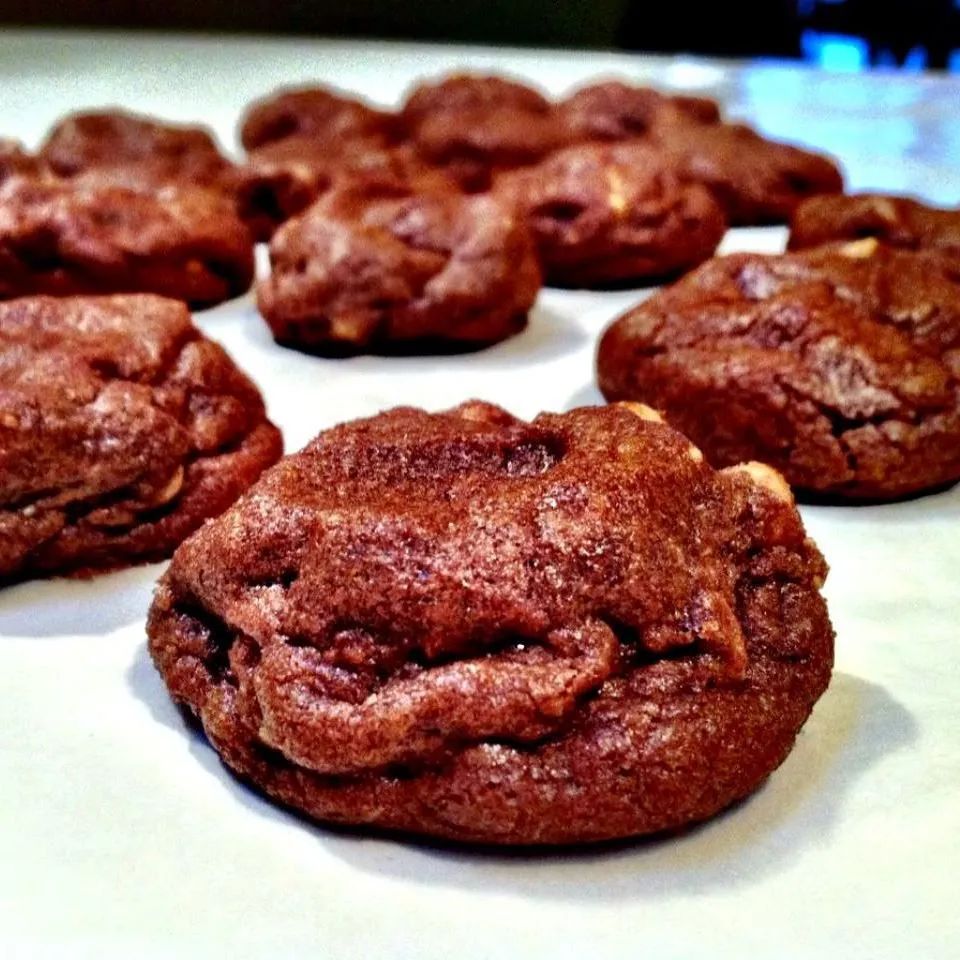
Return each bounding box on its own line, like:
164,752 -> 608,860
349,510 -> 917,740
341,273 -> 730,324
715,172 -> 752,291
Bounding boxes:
39,110 -> 236,193
401,74 -> 569,191
0,294 -> 282,581
240,86 -> 399,152
0,175 -> 255,307
598,240 -> 960,500
234,136 -> 450,241
0,139 -> 46,184
789,194 -> 960,267
557,80 -> 721,142
651,123 -> 844,225
147,401 -> 833,846
496,141 -> 727,287
257,181 -> 541,354
670,93 -> 723,125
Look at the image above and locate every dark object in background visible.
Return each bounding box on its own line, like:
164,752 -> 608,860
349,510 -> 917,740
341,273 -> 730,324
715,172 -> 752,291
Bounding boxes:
0,1 -> 956,69
810,0 -> 958,68
619,0 -> 802,58
0,0 -> 626,48
619,1 -> 959,68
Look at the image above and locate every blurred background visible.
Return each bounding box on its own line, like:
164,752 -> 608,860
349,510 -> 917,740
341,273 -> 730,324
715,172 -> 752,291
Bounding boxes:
0,1 -> 958,71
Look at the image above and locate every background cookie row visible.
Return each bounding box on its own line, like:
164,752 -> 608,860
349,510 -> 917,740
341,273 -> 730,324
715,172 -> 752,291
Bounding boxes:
1,72 -> 844,349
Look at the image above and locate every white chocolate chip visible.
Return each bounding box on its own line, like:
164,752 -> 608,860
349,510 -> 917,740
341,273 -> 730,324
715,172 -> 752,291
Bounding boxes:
871,197 -> 900,223
687,445 -> 704,463
330,314 -> 374,341
839,237 -> 879,259
725,461 -> 793,503
149,466 -> 185,507
617,401 -> 663,423
606,168 -> 628,214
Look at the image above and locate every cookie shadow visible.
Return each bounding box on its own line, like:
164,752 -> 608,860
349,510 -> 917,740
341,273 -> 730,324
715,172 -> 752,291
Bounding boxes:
338,298 -> 591,374
0,563 -> 162,638
315,672 -> 915,901
199,297 -> 590,377
130,662 -> 916,902
127,643 -> 276,818
477,300 -> 591,368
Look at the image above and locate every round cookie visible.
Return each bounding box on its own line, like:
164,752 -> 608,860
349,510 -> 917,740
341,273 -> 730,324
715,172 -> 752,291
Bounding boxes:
788,193 -> 960,267
0,175 -> 255,307
401,74 -> 569,191
557,80 -> 721,142
147,401 -> 833,846
670,93 -> 723,125
39,109 -> 236,192
495,141 -> 727,288
401,73 -> 551,126
0,294 -> 282,582
597,240 -> 960,500
257,181 -> 542,354
651,123 -> 844,225
234,136 -> 451,241
240,86 -> 399,152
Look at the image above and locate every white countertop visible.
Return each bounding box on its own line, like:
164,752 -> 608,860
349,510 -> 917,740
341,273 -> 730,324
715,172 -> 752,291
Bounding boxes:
0,29 -> 957,960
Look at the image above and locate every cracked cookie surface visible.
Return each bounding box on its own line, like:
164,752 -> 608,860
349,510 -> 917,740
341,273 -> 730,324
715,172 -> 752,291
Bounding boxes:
598,242 -> 960,500
495,141 -> 726,287
0,294 -> 282,581
148,401 -> 832,845
257,181 -> 541,354
0,175 -> 255,306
